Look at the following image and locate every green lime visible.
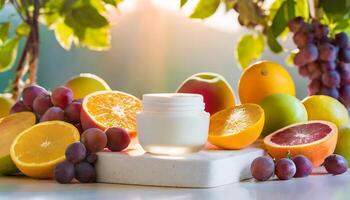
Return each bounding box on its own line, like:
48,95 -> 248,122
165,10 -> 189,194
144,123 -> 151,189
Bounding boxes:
260,93 -> 308,137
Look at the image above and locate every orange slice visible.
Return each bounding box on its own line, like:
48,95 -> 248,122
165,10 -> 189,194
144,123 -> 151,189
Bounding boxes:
208,104 -> 265,149
81,90 -> 142,136
10,121 -> 80,178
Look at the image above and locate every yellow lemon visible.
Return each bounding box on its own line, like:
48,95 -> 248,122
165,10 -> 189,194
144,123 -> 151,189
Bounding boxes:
302,95 -> 349,127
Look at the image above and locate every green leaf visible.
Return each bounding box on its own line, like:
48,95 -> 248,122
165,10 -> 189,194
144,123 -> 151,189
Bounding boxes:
236,0 -> 263,26
180,0 -> 188,8
320,0 -> 350,20
0,22 -> 10,45
267,29 -> 283,53
103,0 -> 123,6
285,49 -> 298,67
268,0 -> 284,21
71,5 -> 108,28
16,23 -> 30,36
295,0 -> 309,20
40,0 -> 65,27
190,0 -> 220,19
271,0 -> 295,37
54,22 -> 75,50
80,27 -> 110,50
224,0 -> 236,11
235,34 -> 264,69
0,0 -> 5,9
0,37 -> 19,72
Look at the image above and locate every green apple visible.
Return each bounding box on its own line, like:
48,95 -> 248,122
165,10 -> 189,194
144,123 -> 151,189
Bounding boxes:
335,125 -> 350,163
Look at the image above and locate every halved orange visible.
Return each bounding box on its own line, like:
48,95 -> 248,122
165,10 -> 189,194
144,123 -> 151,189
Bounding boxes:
81,90 -> 142,136
264,120 -> 338,167
10,121 -> 80,178
208,103 -> 265,149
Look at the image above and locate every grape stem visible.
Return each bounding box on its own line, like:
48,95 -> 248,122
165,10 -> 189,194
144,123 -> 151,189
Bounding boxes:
11,0 -> 40,99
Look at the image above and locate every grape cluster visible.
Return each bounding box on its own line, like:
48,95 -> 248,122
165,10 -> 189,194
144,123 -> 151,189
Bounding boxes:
10,85 -> 83,130
289,17 -> 350,111
10,84 -> 132,184
250,154 -> 347,181
54,127 -> 131,184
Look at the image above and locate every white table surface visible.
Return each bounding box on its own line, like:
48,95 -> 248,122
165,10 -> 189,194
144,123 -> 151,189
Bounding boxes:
1,169 -> 350,200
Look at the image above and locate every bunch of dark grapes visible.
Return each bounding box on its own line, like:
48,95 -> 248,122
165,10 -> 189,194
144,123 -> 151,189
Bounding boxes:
289,17 -> 350,111
54,127 -> 131,184
10,85 -> 83,131
250,154 -> 347,181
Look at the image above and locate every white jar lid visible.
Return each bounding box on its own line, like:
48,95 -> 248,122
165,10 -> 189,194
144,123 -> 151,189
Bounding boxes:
142,93 -> 205,112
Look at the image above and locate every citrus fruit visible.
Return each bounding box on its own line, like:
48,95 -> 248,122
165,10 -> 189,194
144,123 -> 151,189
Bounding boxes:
65,73 -> 111,99
176,72 -> 236,115
0,112 -> 36,175
81,90 -> 142,136
0,93 -> 15,118
10,121 -> 80,178
335,125 -> 350,164
208,103 -> 264,149
302,95 -> 349,127
260,93 -> 308,136
238,61 -> 296,104
264,120 -> 338,167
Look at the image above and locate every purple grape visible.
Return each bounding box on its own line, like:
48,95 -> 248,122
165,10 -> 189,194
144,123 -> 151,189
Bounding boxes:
335,32 -> 349,48
294,44 -> 318,66
321,86 -> 339,99
293,31 -> 314,48
51,86 -> 73,109
314,24 -> 329,39
293,155 -> 313,178
54,161 -> 75,184
339,47 -> 350,63
319,43 -> 338,62
33,93 -> 53,115
40,107 -> 65,122
81,128 -> 107,153
322,70 -> 341,87
308,79 -> 322,95
324,154 -> 348,175
250,156 -> 275,181
75,162 -> 96,183
307,62 -> 322,79
86,153 -> 98,165
65,142 -> 86,164
64,102 -> 82,123
74,123 -> 84,134
10,100 -> 30,114
21,85 -> 47,110
297,65 -> 310,77
106,127 -> 131,152
339,85 -> 350,106
288,17 -> 305,32
275,158 -> 296,180
320,61 -> 336,71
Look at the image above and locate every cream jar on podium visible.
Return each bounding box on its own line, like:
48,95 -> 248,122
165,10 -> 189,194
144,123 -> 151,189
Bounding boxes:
136,93 -> 210,156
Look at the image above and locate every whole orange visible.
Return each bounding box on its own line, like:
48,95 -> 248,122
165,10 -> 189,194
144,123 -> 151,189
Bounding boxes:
238,61 -> 296,104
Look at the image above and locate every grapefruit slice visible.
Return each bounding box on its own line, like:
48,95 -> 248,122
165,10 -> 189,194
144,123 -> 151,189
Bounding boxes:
81,90 -> 142,136
264,120 -> 338,167
208,104 -> 265,149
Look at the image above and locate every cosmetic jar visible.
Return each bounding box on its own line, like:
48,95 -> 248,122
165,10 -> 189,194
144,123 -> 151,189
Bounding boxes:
136,93 -> 210,156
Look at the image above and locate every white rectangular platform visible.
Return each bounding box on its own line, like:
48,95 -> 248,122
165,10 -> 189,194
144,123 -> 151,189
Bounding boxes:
96,143 -> 265,188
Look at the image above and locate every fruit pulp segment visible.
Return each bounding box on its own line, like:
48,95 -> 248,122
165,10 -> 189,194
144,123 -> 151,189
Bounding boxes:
210,105 -> 261,136
85,92 -> 141,131
271,122 -> 331,146
13,123 -> 78,163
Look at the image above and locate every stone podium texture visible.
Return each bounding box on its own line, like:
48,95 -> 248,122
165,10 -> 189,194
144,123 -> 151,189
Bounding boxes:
96,144 -> 265,188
